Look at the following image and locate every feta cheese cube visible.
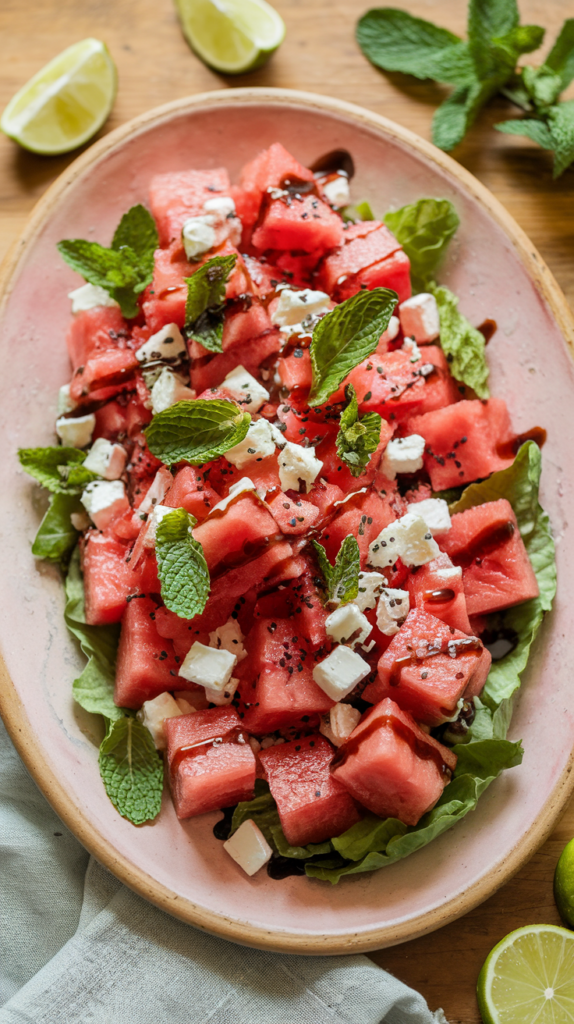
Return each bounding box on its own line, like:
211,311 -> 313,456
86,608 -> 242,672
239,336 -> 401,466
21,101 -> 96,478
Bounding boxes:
181,216 -> 217,259
319,703 -> 361,747
181,196 -> 241,260
312,645 -> 371,702
55,413 -> 96,449
223,819 -> 273,876
321,175 -> 351,209
203,195 -> 236,218
436,564 -> 463,580
368,511 -> 440,569
136,692 -> 183,750
271,287 -> 331,328
151,368 -> 195,415
208,477 -> 259,515
179,641 -> 236,692
325,603 -> 372,647
68,283 -> 118,313
57,383 -> 77,416
143,504 -> 173,548
399,293 -> 440,343
222,365 -> 269,413
135,323 -> 187,364
83,437 -> 127,480
209,619 -> 247,662
381,434 -> 425,479
81,479 -> 129,531
407,497 -> 451,536
402,336 -> 422,363
354,571 -> 386,612
376,588 -> 410,636
367,521 -> 404,569
278,441 -> 322,493
225,419 -> 276,470
204,676 -> 240,706
380,314 -> 400,346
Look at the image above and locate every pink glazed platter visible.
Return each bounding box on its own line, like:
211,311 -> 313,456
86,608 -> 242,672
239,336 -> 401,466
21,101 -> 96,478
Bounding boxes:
0,88 -> 573,955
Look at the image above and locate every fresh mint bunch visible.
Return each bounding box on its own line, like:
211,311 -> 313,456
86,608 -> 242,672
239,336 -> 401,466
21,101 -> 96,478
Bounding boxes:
145,398 -> 251,466
336,384 -> 383,477
311,536 -> 361,606
356,1 -> 544,152
57,204 -> 159,318
155,507 -> 210,619
185,253 -> 237,353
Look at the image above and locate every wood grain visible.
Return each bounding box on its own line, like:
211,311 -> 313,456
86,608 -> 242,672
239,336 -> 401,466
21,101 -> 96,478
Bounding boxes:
1,2 -> 573,1021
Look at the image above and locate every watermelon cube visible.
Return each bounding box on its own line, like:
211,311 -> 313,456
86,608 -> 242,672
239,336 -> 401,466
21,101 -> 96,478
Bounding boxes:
363,607 -> 491,725
163,466 -> 219,521
149,167 -> 231,246
114,596 -> 181,709
318,222 -> 401,295
320,489 -> 401,568
410,345 -> 461,415
82,533 -> 159,626
332,698 -> 457,826
66,307 -> 127,372
439,498 -> 539,615
337,250 -> 412,305
69,348 -> 139,402
407,552 -> 472,634
277,349 -> 313,391
267,492 -> 320,535
252,194 -> 344,254
165,707 -> 256,819
259,733 -> 361,845
192,495 -> 279,572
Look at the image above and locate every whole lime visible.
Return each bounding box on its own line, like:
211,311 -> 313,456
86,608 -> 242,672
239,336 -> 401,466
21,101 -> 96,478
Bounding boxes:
554,835 -> 574,928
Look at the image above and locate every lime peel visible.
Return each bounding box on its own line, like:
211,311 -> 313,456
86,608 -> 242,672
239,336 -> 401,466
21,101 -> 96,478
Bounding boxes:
175,0 -> 285,75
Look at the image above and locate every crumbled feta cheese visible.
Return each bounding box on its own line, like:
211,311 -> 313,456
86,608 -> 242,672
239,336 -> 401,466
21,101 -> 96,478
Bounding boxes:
312,645 -> 371,701
436,564 -> 462,580
278,441 -> 322,493
269,422 -> 287,449
222,365 -> 270,413
135,323 -> 187,364
70,510 -> 91,532
321,175 -> 351,208
181,216 -> 217,259
399,293 -> 440,343
376,588 -> 410,636
81,479 -> 129,531
57,383 -> 77,416
380,314 -> 400,346
55,413 -> 96,449
181,196 -> 241,260
225,419 -> 276,469
179,641 -> 236,692
68,283 -> 118,313
208,477 -> 259,515
271,287 -> 331,329
381,434 -> 425,479
319,703 -> 361,747
83,437 -> 127,480
402,336 -> 422,363
209,619 -> 247,662
203,195 -> 236,218
136,692 -> 183,750
204,676 -> 239,706
368,511 -> 440,568
325,603 -> 372,647
333,487 -> 369,509
223,819 -> 273,876
151,368 -> 195,415
354,571 -> 386,612
142,504 -> 173,548
138,466 -> 173,516
407,497 -> 451,536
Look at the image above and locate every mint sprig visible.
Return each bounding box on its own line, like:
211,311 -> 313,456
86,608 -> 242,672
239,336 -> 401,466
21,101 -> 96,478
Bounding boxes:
99,717 -> 163,825
19,446 -> 98,494
57,204 -> 158,318
185,254 -> 237,353
145,398 -> 251,466
384,198 -> 460,293
336,384 -> 382,477
156,507 -> 210,619
309,288 -> 398,406
311,536 -> 361,606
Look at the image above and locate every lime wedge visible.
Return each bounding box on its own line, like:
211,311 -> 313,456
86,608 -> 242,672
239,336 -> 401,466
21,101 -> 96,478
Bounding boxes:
175,0 -> 285,74
477,924 -> 574,1023
1,39 -> 117,155
555,837 -> 574,928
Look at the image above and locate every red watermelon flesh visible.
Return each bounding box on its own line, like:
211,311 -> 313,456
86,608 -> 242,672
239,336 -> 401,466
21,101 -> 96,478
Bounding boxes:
329,349 -> 427,422
221,302 -> 273,352
141,243 -> 193,331
336,250 -> 412,305
252,195 -> 344,254
239,142 -> 314,198
274,250 -> 325,287
364,607 -> 491,725
305,479 -> 346,524
410,345 -> 462,415
439,498 -> 539,615
229,182 -> 261,231
165,708 -> 256,819
82,532 -> 157,626
268,492 -> 320,535
317,420 -> 393,495
407,398 -> 515,490
318,223 -> 402,295
283,573 -> 328,650
320,488 -> 400,568
277,349 -> 313,391
69,348 -> 139,402
114,596 -> 181,709
407,552 -> 472,634
192,496 -> 279,573
66,307 -> 128,372
190,330 -> 281,392
163,467 -> 220,521
259,733 -> 361,846
149,167 -> 231,246
332,698 -> 457,826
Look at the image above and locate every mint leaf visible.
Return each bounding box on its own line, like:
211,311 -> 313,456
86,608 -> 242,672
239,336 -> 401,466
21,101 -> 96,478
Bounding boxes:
184,254 -> 237,354
18,446 -> 98,494
356,9 -> 473,84
309,288 -> 398,406
495,117 -> 554,149
432,78 -> 499,151
31,493 -> 81,564
547,100 -> 574,177
99,716 -> 163,825
311,536 -> 360,606
156,507 -> 210,619
545,18 -> 574,90
384,198 -> 459,292
430,282 -> 490,398
467,0 -> 520,75
336,384 -> 382,477
145,398 -> 251,466
522,65 -> 562,109
112,204 -> 158,273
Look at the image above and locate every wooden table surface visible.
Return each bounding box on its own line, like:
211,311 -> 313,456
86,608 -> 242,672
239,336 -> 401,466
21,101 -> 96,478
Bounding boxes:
1,1 -> 572,1020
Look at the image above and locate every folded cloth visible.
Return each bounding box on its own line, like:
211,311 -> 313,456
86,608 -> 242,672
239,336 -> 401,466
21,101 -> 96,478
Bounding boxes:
0,719 -> 448,1024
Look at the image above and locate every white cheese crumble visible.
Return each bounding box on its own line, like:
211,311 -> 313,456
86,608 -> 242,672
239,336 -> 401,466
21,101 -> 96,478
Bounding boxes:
222,365 -> 270,413
406,497 -> 451,536
135,323 -> 187,364
178,641 -> 236,692
83,437 -> 127,480
80,479 -> 129,531
278,441 -> 322,493
151,368 -> 195,415
181,196 -> 241,260
399,293 -> 440,343
271,288 -> 331,329
319,703 -> 361,747
436,564 -> 463,580
325,603 -> 372,647
223,819 -> 273,876
321,175 -> 351,209
208,477 -> 260,516
204,676 -> 240,706
136,692 -> 183,751
380,314 -> 400,346
209,619 -> 247,662
402,336 -> 422,363
312,645 -> 371,702
376,588 -> 410,636
381,434 -> 425,479
225,418 -> 276,469
57,383 -> 77,416
354,571 -> 387,613
68,283 -> 118,314
182,217 -> 216,259
142,503 -> 173,548
368,511 -> 440,569
55,414 -> 96,449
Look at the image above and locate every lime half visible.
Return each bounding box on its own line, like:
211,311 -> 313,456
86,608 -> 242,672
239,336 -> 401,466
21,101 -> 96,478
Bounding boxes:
555,836 -> 574,928
477,924 -> 574,1023
1,39 -> 117,155
176,0 -> 285,74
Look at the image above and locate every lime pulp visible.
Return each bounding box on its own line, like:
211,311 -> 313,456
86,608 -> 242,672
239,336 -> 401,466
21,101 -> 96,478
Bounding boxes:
175,0 -> 285,74
477,924 -> 574,1023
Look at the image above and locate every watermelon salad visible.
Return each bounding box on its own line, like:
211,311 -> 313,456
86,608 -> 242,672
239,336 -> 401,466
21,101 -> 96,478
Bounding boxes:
19,142 -> 556,884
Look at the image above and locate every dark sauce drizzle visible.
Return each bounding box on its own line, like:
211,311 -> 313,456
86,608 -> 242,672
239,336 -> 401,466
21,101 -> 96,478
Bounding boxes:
213,805 -> 236,841
387,636 -> 483,687
310,148 -> 355,179
497,427 -> 547,460
477,319 -> 497,344
451,520 -> 516,569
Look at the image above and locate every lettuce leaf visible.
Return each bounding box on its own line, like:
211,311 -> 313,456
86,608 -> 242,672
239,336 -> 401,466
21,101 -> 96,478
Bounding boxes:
230,780 -> 331,858
384,198 -> 460,293
429,282 -> 490,399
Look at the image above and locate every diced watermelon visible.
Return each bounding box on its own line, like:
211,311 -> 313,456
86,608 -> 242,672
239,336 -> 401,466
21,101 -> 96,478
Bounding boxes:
66,307 -> 128,372
114,596 -> 181,708
407,552 -> 472,634
192,496 -> 279,573
241,254 -> 290,295
252,195 -> 344,254
267,492 -> 320,535
259,733 -> 361,845
149,167 -> 231,246
329,349 -> 428,422
165,707 -> 256,818
439,498 -> 539,615
317,223 -> 401,295
229,182 -> 261,230
332,698 -> 457,826
277,349 -> 313,391
407,398 -> 515,490
317,419 -> 393,495
69,349 -> 139,402
221,302 -> 273,352
410,345 -> 461,415
82,532 -> 158,625
163,466 -> 220,521
239,142 -> 314,200
336,250 -> 412,304
274,250 -> 325,286
320,488 -> 401,568
363,607 -> 491,725
305,479 -> 346,524
141,242 -> 193,331
190,330 -> 281,392
284,573 -> 328,650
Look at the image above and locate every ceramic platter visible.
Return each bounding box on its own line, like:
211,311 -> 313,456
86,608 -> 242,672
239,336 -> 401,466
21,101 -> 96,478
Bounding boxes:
1,89 -> 573,954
